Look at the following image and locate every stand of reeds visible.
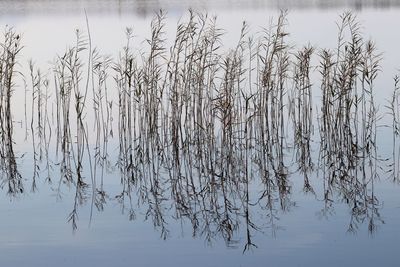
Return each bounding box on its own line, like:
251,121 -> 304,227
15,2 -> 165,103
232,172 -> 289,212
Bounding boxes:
0,10 -> 389,243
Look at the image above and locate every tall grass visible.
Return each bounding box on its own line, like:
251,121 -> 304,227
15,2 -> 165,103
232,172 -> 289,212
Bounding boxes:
0,28 -> 23,196
0,10 -> 389,242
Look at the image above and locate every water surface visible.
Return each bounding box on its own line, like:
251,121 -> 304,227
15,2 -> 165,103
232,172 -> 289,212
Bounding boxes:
1,1 -> 400,267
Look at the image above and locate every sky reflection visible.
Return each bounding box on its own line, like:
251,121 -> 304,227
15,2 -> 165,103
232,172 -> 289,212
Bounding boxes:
1,0 -> 400,15
0,2 -> 399,267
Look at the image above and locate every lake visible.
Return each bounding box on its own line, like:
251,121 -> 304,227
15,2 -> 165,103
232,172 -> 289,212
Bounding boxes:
0,1 -> 400,267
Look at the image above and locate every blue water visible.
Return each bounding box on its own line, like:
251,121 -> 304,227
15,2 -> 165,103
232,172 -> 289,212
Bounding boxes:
0,1 -> 400,267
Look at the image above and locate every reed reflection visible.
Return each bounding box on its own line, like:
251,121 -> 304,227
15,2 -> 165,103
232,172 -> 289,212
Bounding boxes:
0,11 -> 391,250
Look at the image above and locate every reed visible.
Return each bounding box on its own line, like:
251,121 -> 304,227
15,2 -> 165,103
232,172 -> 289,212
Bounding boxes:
0,28 -> 23,196
388,75 -> 400,182
0,10 -> 389,243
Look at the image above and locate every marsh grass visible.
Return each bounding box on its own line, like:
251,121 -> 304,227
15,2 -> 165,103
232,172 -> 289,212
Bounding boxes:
0,10 -> 391,244
290,45 -> 314,193
317,12 -> 383,234
91,49 -> 113,211
387,75 -> 400,182
0,28 -> 23,196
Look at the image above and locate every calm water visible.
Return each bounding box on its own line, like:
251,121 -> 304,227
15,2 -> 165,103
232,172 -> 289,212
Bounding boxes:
1,1 -> 400,267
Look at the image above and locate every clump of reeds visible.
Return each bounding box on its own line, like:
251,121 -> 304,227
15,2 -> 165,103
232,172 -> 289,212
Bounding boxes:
0,9 -> 390,242
53,28 -> 94,230
290,45 -> 315,193
317,12 -> 383,234
253,11 -> 294,221
91,49 -> 113,211
387,75 -> 400,182
0,28 -> 23,196
28,61 -> 50,190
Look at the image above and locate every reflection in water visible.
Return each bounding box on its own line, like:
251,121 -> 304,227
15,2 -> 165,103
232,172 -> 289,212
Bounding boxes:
389,75 -> 400,183
1,0 -> 400,15
0,10 -> 392,250
317,13 -> 384,235
0,29 -> 23,195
